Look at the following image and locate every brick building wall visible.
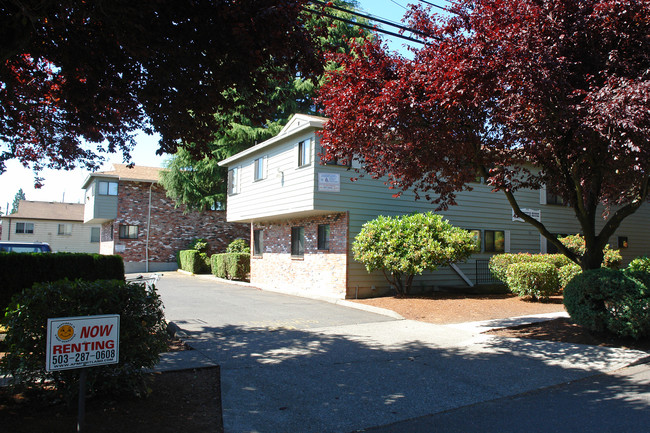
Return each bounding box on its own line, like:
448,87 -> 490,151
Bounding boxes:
106,181 -> 249,272
250,212 -> 348,298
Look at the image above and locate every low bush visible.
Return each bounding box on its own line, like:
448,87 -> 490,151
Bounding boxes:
558,263 -> 582,290
211,253 -> 250,280
226,239 -> 250,254
179,249 -> 210,274
564,268 -> 650,339
0,252 -> 124,311
505,262 -> 560,301
627,256 -> 650,273
489,253 -> 570,283
0,279 -> 168,401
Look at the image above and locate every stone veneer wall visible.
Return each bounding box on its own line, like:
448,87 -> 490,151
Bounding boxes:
106,181 -> 249,272
250,212 -> 348,298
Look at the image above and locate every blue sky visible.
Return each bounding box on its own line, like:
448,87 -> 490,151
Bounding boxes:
0,1 -> 433,213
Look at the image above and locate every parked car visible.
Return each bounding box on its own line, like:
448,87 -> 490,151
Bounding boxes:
0,241 -> 52,253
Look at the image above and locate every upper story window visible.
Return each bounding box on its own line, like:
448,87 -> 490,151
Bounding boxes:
227,167 -> 240,195
58,223 -> 72,235
298,139 -> 311,168
546,191 -> 566,206
320,146 -> 350,167
98,181 -> 118,196
254,156 -> 266,181
15,222 -> 34,234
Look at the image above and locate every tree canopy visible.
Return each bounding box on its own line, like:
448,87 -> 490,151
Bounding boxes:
318,0 -> 650,270
160,0 -> 371,211
1,0 -> 322,180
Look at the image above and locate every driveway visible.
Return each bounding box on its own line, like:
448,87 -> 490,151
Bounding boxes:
153,273 -> 649,433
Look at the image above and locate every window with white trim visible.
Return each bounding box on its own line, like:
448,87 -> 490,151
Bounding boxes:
98,181 -> 118,196
227,167 -> 240,195
91,227 -> 101,243
254,156 -> 266,181
485,230 -> 505,253
58,223 -> 72,235
298,139 -> 311,167
15,222 -> 34,234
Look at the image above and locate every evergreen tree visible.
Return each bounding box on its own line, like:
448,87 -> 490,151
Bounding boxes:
11,188 -> 26,214
160,0 -> 371,211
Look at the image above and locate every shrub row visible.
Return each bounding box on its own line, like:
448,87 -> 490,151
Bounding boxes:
564,268 -> 650,339
178,249 -> 210,274
0,252 -> 124,311
505,261 -> 559,301
211,253 -> 250,280
0,279 -> 168,401
489,253 -> 571,284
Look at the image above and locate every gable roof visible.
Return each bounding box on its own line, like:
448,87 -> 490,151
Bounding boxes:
82,163 -> 165,188
3,200 -> 84,221
219,114 -> 327,167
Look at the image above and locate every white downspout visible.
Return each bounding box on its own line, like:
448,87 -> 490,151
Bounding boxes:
146,182 -> 152,273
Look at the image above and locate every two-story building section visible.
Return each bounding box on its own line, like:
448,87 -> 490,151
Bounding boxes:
219,114 -> 650,299
1,200 -> 101,253
82,163 -> 249,273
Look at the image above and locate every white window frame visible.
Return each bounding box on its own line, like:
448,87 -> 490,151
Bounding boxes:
298,139 -> 312,168
15,222 -> 34,234
58,223 -> 72,235
228,166 -> 240,195
254,156 -> 267,181
91,227 -> 101,243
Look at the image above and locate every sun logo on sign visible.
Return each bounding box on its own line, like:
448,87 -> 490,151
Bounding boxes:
56,323 -> 75,342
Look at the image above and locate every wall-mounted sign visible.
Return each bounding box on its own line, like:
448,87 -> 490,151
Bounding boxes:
512,208 -> 541,222
46,314 -> 120,371
318,173 -> 340,192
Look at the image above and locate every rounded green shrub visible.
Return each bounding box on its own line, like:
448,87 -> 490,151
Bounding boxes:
489,253 -> 569,284
627,256 -> 650,273
505,261 -> 560,301
226,238 -> 250,254
0,279 -> 168,401
564,268 -> 650,339
558,263 -> 582,290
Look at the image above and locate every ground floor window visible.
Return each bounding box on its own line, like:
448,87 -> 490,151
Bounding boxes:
318,224 -> 330,250
119,225 -> 139,239
291,226 -> 304,257
253,229 -> 263,256
15,222 -> 34,234
485,230 -> 505,253
91,227 -> 101,243
58,223 -> 72,235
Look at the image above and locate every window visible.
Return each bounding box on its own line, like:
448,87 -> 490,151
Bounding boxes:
468,229 -> 482,252
545,190 -> 566,205
210,201 -> 224,211
58,223 -> 72,235
320,146 -> 350,167
253,229 -> 263,256
291,226 -> 304,257
618,236 -> 628,249
254,157 -> 266,181
298,139 -> 311,167
119,225 -> 138,239
318,224 -> 330,250
546,233 -> 568,254
15,222 -> 34,234
227,167 -> 240,195
91,227 -> 101,243
485,230 -> 505,253
98,181 -> 118,196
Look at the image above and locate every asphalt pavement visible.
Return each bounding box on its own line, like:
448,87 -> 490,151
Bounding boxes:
149,272 -> 650,433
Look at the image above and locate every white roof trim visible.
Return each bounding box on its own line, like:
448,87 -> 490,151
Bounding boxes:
219,114 -> 326,167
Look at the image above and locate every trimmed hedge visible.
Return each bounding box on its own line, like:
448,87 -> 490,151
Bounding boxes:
489,253 -> 570,283
558,263 -> 582,289
211,253 -> 250,280
0,279 -> 168,401
0,252 -> 124,312
564,268 -> 650,339
179,249 -> 210,274
505,261 -> 560,301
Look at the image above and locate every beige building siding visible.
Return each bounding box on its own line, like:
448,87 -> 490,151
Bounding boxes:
2,218 -> 100,253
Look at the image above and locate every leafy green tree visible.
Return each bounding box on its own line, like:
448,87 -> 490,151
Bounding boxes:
160,0 -> 370,211
352,212 -> 476,296
11,188 -> 25,214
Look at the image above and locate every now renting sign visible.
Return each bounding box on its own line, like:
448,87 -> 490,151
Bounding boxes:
46,314 -> 120,371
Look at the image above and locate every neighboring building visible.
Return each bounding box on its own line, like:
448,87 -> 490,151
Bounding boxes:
1,200 -> 101,253
219,114 -> 650,299
82,163 -> 249,273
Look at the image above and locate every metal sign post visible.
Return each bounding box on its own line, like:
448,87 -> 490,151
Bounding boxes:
46,314 -> 120,433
